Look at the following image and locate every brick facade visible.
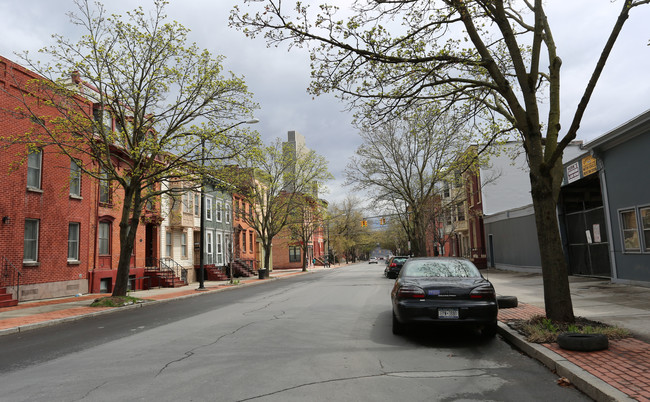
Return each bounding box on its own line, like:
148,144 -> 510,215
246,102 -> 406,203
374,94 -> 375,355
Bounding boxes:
1,55 -> 92,300
232,193 -> 259,270
87,157 -> 154,294
1,55 -> 160,300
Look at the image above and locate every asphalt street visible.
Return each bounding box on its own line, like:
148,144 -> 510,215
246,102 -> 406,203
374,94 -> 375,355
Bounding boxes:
0,264 -> 590,401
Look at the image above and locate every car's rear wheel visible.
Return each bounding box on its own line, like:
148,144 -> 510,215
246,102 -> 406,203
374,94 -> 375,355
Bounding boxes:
392,313 -> 406,335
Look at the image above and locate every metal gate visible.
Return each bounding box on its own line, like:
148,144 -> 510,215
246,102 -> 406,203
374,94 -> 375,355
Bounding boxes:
564,206 -> 610,277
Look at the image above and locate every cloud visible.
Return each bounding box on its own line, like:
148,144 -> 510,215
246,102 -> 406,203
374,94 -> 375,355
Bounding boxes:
2,0 -> 649,206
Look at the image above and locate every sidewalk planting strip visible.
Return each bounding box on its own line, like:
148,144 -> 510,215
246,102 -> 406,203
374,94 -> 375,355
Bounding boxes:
499,303 -> 650,401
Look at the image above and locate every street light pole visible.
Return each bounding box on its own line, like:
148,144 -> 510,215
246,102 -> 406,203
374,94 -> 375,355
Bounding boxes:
198,136 -> 206,289
198,118 -> 259,290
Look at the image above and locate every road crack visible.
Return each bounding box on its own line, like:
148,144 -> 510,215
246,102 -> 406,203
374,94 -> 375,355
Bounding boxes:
77,380 -> 108,401
155,321 -> 256,377
155,311 -> 286,377
236,369 -> 490,401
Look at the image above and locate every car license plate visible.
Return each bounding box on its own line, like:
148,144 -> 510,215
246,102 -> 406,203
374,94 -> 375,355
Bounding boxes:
438,308 -> 459,319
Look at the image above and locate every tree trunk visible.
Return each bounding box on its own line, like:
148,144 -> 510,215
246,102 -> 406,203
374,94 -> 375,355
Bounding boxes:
409,214 -> 427,257
263,241 -> 272,270
530,166 -> 575,323
112,184 -> 142,297
113,223 -> 138,296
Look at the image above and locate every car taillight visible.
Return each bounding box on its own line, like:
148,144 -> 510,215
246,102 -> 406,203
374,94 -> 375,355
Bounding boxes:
390,263 -> 397,268
470,285 -> 496,300
397,285 -> 425,299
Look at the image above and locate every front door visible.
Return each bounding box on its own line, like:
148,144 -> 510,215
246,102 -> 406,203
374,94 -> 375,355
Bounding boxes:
98,221 -> 112,269
145,224 -> 158,266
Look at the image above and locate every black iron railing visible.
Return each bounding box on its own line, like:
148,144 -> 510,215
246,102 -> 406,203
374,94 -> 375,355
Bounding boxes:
161,257 -> 188,284
145,257 -> 187,287
2,256 -> 21,301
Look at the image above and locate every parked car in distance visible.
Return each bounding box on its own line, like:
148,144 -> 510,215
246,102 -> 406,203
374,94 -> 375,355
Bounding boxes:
384,256 -> 409,279
368,257 -> 379,264
391,257 -> 498,337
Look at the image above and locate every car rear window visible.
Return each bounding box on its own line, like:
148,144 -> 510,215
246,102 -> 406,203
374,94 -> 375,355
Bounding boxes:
393,258 -> 407,264
401,260 -> 481,278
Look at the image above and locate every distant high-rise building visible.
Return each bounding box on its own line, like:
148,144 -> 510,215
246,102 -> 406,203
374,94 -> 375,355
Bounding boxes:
282,130 -> 318,197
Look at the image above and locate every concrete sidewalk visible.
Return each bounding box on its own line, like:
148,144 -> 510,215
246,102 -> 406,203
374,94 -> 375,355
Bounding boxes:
1,266 -> 650,401
0,266 -> 331,335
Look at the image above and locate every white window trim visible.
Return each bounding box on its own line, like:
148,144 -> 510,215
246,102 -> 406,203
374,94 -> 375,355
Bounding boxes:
206,196 -> 213,221
99,169 -> 110,204
70,160 -> 82,197
27,150 -> 42,190
225,203 -> 231,224
181,231 -> 187,258
182,192 -> 192,214
216,201 -> 223,222
24,219 -> 40,263
98,221 -> 111,255
216,233 -> 223,265
68,222 -> 80,262
166,231 -> 173,257
206,231 -> 214,265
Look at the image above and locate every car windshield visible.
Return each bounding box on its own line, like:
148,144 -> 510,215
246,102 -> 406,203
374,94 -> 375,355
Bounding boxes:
392,258 -> 407,264
401,259 -> 481,278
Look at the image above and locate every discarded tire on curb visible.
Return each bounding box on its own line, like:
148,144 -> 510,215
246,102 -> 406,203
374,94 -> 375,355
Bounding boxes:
497,295 -> 518,309
557,333 -> 609,352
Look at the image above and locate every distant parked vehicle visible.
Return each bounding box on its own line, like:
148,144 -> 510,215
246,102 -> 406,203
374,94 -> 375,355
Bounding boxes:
391,257 -> 498,337
384,256 -> 409,279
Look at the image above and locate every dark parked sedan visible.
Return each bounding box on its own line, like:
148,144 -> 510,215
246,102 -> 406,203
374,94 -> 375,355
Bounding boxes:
384,256 -> 409,279
391,257 -> 498,337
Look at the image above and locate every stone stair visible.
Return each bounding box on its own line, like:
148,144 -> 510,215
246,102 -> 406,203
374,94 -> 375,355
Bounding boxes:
0,287 -> 18,308
145,268 -> 187,288
205,266 -> 229,281
230,260 -> 255,278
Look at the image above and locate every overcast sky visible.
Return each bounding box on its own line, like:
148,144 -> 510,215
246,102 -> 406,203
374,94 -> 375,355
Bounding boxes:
1,1 -> 649,206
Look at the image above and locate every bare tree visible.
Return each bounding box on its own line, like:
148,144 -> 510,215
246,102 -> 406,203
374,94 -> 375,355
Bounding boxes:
231,0 -> 650,322
327,196 -> 372,263
232,138 -> 332,271
287,194 -> 327,271
345,106 -> 479,257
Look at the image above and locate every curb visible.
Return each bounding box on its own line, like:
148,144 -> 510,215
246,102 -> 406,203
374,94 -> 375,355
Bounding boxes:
0,270 -> 314,337
497,322 -> 635,402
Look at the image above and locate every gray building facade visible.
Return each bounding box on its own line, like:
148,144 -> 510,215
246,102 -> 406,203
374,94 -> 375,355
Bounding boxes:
584,110 -> 650,284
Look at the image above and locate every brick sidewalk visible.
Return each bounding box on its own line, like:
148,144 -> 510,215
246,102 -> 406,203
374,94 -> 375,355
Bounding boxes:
499,303 -> 650,402
0,270 -> 309,332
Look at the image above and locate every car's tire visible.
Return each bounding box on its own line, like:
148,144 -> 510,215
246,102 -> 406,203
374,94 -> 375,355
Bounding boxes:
392,313 -> 406,335
497,295 -> 518,309
481,321 -> 498,338
557,333 -> 609,352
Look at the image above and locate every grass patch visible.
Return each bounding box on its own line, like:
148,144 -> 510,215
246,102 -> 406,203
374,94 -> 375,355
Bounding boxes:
508,315 -> 631,343
90,295 -> 146,307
